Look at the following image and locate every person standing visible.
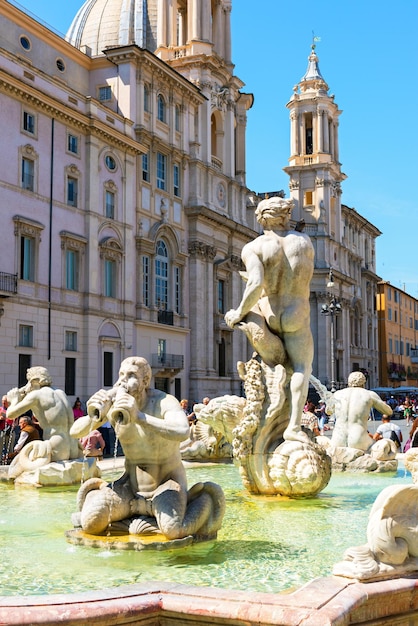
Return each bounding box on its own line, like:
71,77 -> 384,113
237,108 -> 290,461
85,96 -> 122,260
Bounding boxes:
403,398 -> 413,427
72,398 -> 84,420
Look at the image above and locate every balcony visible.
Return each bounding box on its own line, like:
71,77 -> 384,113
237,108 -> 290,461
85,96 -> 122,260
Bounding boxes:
151,353 -> 184,373
0,272 -> 17,295
158,310 -> 174,325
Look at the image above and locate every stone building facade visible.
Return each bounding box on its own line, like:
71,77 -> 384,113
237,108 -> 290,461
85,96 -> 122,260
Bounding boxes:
377,282 -> 418,387
0,0 -> 255,403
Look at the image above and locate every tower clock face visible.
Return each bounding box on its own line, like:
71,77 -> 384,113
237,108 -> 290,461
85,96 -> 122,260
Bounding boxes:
217,183 -> 226,208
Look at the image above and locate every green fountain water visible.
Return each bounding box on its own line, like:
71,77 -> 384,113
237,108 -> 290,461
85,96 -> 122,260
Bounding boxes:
0,462 -> 411,597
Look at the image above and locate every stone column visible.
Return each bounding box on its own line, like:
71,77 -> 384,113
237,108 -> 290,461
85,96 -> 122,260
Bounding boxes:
188,242 -> 217,377
201,0 -> 211,41
329,122 -> 335,159
334,121 -> 339,162
324,114 -> 330,153
213,1 -> 222,56
318,108 -> 324,152
224,5 -> 232,64
157,0 -> 167,47
290,111 -> 297,155
187,0 -> 199,40
178,8 -> 186,45
312,112 -> 317,154
224,100 -> 235,177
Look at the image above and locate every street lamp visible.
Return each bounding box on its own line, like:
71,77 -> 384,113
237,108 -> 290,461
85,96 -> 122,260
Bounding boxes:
321,270 -> 342,393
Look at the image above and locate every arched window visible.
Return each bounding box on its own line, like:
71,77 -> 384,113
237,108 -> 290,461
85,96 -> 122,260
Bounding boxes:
155,240 -> 168,310
157,94 -> 166,123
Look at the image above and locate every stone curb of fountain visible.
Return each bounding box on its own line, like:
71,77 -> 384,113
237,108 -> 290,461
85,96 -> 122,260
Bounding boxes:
2,575 -> 418,625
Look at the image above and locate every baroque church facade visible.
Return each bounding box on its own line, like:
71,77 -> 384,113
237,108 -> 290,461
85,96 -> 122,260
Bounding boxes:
0,0 -> 381,404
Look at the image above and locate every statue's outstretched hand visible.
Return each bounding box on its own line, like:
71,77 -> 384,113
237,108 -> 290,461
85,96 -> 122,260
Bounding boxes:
225,309 -> 241,328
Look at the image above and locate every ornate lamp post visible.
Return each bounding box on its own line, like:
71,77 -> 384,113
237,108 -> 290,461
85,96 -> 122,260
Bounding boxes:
321,270 -> 342,393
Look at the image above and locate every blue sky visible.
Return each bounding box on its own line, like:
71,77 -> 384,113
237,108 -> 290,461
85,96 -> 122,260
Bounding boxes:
16,0 -> 418,294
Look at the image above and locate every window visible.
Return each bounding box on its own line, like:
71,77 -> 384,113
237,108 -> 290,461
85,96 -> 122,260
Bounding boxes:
388,308 -> 392,321
218,280 -> 225,314
156,152 -> 167,190
99,86 -> 112,101
388,288 -> 392,301
67,176 -> 78,207
18,354 -> 31,388
304,190 -> 313,206
142,256 -> 150,306
389,338 -> 393,353
20,35 -> 31,50
105,190 -> 115,219
66,249 -> 79,290
103,351 -> 113,386
158,339 -> 166,363
105,155 -> 116,171
21,157 -> 34,191
142,152 -> 150,182
19,324 -> 33,347
14,215 -> 43,282
56,58 -> 65,72
173,163 -> 180,197
104,259 -> 116,298
65,358 -> 76,395
394,290 -> 399,303
20,235 -> 34,281
99,237 -> 122,300
175,105 -> 181,131
65,330 -> 77,351
155,240 -> 168,309
157,94 -> 166,123
144,84 -> 150,112
67,134 -> 78,154
23,111 -> 35,134
60,231 -> 86,294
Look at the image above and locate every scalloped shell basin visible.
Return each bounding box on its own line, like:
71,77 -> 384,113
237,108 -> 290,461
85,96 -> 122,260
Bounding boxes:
0,463 -> 411,596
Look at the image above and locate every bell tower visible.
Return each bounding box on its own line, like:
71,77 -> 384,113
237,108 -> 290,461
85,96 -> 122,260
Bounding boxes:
284,42 -> 346,243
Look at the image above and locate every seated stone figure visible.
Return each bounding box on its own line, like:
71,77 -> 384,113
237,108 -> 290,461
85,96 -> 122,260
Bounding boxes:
330,372 -> 393,452
70,356 -> 225,540
6,366 -> 80,472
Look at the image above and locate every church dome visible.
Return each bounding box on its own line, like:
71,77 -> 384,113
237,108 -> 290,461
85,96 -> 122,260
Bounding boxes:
66,0 -> 156,56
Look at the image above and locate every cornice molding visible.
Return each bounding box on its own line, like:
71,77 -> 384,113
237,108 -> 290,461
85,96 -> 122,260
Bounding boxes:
0,71 -> 145,155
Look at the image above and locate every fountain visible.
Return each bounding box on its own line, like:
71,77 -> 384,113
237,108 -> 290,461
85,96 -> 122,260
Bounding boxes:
2,197 -> 418,624
1,460 -> 418,624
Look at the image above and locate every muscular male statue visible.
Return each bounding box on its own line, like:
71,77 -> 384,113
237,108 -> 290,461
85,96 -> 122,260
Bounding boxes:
7,366 -> 80,461
225,196 -> 315,443
70,357 -> 225,539
330,371 -> 393,451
